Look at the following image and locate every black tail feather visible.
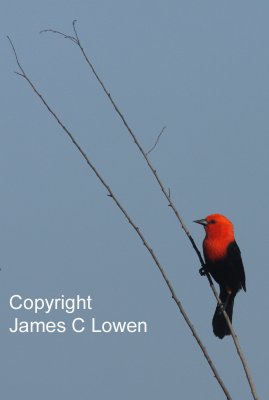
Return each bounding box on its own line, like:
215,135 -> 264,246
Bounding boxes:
212,290 -> 234,339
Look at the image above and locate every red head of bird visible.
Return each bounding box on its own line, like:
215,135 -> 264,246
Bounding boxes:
194,214 -> 235,262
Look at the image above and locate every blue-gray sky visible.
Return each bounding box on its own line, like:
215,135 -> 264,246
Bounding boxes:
1,1 -> 268,399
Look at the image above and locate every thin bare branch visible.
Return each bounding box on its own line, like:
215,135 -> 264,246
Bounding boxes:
146,126 -> 166,155
14,71 -> 25,77
41,23 -> 206,265
40,24 -> 258,400
72,20 -> 79,42
40,29 -> 78,44
9,37 -> 233,400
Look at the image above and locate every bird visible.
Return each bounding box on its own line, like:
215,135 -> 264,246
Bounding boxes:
194,214 -> 246,339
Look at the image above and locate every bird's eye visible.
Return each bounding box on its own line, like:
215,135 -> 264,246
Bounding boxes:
209,219 -> 216,224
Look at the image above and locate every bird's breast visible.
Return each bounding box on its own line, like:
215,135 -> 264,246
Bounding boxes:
203,238 -> 230,262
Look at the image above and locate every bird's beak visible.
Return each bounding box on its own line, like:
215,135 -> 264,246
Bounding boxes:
193,218 -> 208,226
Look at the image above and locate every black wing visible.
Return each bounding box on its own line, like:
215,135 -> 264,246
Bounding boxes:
227,241 -> 246,292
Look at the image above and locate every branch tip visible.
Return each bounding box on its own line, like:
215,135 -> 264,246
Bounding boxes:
72,19 -> 79,40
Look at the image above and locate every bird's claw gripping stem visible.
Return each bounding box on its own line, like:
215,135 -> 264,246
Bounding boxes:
199,266 -> 208,276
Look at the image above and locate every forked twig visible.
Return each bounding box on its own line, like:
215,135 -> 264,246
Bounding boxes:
39,23 -> 258,400
8,36 -> 232,400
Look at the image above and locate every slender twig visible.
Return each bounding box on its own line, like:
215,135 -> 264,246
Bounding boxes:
146,126 -> 166,155
40,22 -> 205,266
8,36 -> 233,400
39,23 -> 258,400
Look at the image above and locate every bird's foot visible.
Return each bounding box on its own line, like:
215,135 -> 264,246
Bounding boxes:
199,266 -> 208,276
